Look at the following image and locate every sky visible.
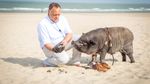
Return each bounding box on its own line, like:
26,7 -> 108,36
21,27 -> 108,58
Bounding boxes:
0,0 -> 150,4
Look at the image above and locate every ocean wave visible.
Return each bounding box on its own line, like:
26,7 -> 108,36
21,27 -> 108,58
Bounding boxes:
62,8 -> 150,12
0,7 -> 48,12
0,7 -> 150,12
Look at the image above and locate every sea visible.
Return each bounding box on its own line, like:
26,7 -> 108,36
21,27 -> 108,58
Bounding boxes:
0,1 -> 150,13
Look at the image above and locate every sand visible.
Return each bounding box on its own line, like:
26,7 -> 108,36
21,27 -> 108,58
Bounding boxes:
0,12 -> 150,84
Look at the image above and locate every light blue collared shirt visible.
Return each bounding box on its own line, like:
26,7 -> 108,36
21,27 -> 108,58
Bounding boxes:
37,15 -> 72,48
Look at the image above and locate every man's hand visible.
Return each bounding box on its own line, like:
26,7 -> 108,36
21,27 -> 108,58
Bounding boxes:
52,44 -> 65,53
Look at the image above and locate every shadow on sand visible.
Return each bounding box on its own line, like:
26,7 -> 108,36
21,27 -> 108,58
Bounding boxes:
0,56 -> 118,69
1,57 -> 43,69
80,56 -> 118,64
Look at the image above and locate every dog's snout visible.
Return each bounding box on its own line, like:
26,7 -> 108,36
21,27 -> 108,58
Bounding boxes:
71,41 -> 74,45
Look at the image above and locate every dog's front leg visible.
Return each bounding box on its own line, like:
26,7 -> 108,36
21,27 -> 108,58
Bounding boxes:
88,53 -> 97,66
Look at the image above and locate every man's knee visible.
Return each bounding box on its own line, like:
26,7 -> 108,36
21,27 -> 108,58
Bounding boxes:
54,51 -> 70,64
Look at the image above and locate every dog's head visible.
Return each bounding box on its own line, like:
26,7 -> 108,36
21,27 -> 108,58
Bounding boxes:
72,33 -> 98,54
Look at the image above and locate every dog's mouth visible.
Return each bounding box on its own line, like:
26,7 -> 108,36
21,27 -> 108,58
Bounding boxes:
73,42 -> 96,55
74,45 -> 92,54
74,45 -> 82,52
86,51 -> 96,55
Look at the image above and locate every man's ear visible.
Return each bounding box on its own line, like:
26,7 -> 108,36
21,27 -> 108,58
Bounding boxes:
89,40 -> 96,45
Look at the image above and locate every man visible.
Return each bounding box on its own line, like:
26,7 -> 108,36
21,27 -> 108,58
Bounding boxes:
37,2 -> 81,67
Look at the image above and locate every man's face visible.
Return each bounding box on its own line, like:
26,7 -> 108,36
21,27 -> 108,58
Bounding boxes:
48,7 -> 61,22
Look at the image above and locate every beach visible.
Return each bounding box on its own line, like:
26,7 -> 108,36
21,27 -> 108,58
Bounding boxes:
0,12 -> 150,84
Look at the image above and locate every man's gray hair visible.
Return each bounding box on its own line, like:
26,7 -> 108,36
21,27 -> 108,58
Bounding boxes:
49,2 -> 61,10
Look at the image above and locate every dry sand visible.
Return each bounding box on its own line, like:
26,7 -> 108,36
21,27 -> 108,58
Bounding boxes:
0,12 -> 150,84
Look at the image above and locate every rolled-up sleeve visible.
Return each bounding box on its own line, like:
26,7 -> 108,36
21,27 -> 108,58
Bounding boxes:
37,24 -> 51,48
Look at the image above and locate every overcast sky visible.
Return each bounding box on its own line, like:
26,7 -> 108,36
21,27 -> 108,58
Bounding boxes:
0,0 -> 150,3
